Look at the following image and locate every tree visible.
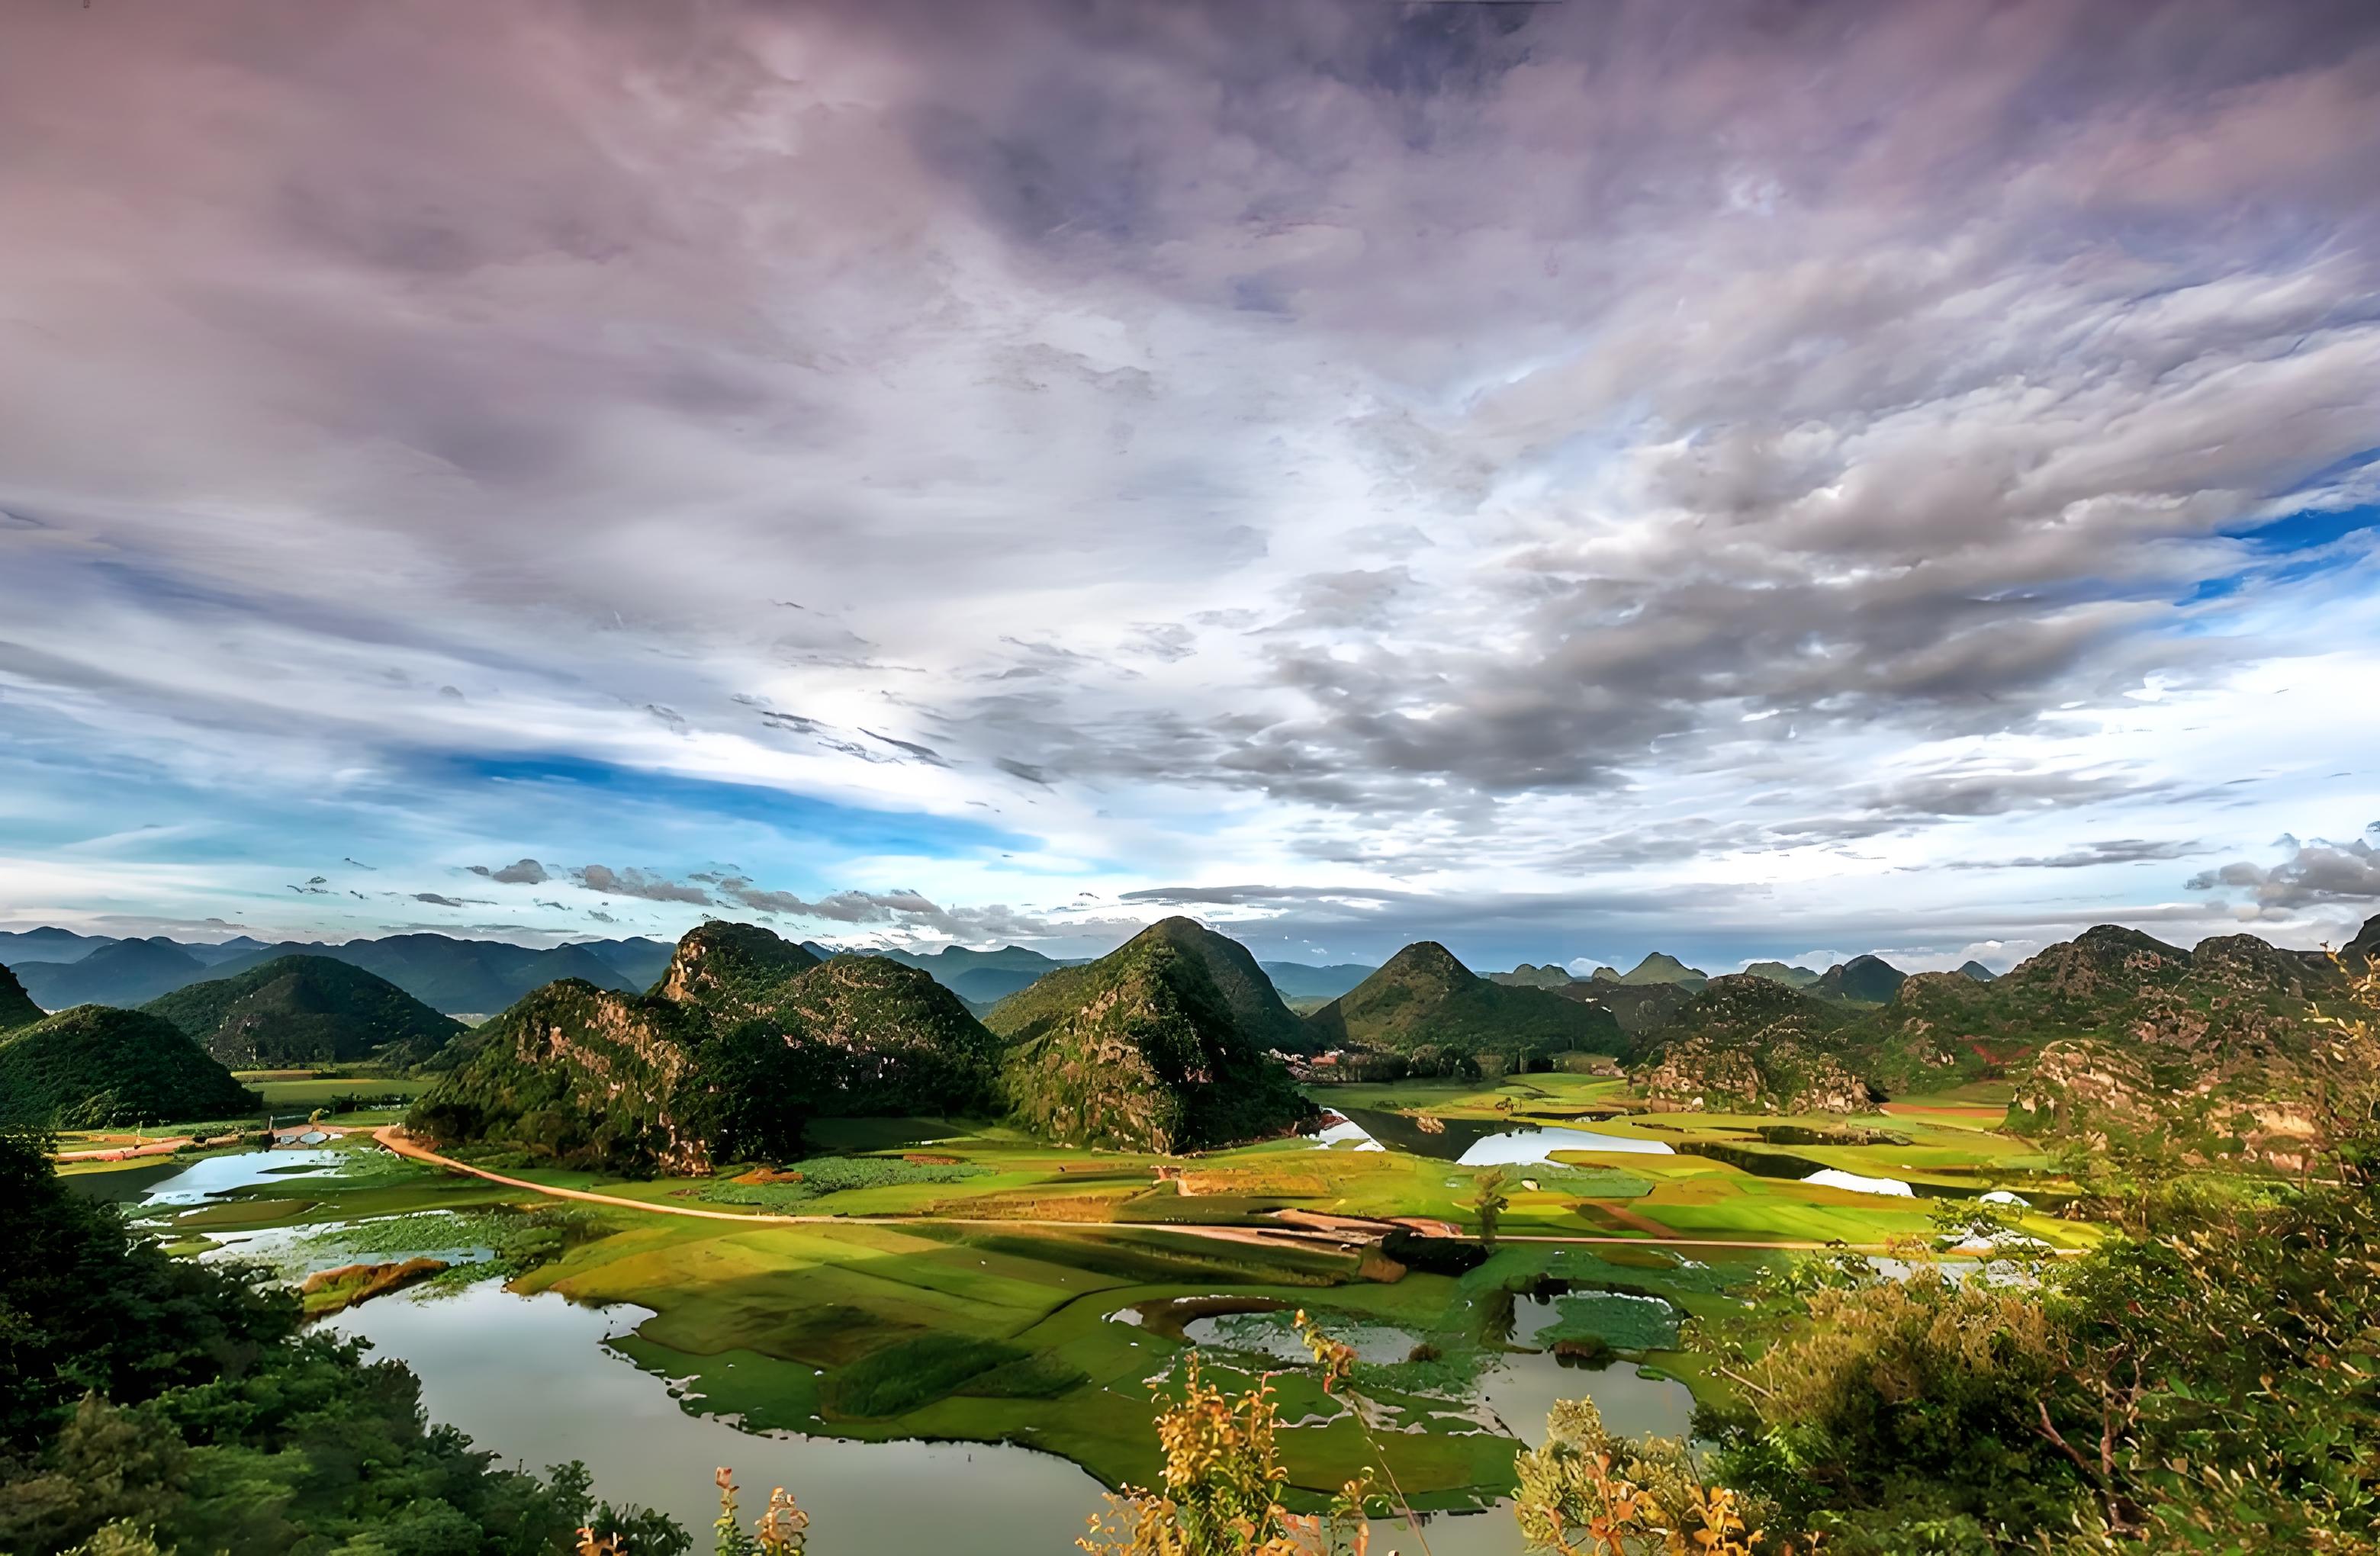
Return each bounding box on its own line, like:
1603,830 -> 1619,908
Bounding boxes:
1468,1168 -> 1511,1251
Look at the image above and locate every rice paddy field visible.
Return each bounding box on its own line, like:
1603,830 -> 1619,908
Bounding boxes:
63,1071 -> 2116,1508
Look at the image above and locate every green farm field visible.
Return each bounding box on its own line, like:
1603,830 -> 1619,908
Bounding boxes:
85,1069 -> 2131,1507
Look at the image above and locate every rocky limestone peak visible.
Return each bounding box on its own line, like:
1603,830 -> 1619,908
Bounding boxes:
654,921 -> 820,1014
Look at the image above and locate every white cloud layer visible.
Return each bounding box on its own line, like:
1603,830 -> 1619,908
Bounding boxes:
1,1 -> 2378,966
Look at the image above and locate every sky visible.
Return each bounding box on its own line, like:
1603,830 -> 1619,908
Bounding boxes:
3,0 -> 2379,976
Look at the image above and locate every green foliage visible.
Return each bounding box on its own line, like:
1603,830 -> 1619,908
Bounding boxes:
819,1333 -> 1031,1419
1532,1291 -> 1680,1353
141,954 -> 465,1068
0,1129 -> 671,1555
951,1351 -> 1089,1400
693,1155 -> 987,1206
409,979 -> 730,1174
650,920 -> 822,1012
754,954 -> 1002,1117
987,922 -> 1314,1152
414,924 -> 1005,1173
284,1206 -> 600,1288
1693,1138 -> 2380,1551
1469,1167 -> 1512,1250
1304,941 -> 1626,1059
0,1007 -> 259,1129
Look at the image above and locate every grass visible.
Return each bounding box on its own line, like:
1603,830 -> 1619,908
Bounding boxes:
822,1332 -> 1033,1418
114,1101 -> 2134,1506
239,1074 -> 434,1109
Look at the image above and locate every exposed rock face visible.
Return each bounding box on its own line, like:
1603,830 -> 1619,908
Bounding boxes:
1630,975 -> 1878,1112
654,921 -> 822,1014
1635,1032 -> 1877,1114
413,980 -> 729,1174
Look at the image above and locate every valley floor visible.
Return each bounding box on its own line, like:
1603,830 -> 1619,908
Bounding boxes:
67,1070 -> 2113,1512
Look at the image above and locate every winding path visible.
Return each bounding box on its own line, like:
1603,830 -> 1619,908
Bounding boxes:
371,1124 -> 1933,1253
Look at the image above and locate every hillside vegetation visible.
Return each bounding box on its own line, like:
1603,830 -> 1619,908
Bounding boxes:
1304,940 -> 1625,1059
1627,917 -> 2380,1159
985,917 -> 1313,1152
141,953 -> 464,1067
0,1005 -> 258,1128
412,922 -> 1004,1172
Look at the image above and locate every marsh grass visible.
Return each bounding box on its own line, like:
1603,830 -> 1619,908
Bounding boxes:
820,1333 -> 1032,1418
694,1156 -> 989,1207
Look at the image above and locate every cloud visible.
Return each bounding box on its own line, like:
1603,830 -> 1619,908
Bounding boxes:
571,864 -> 713,905
410,892 -> 485,908
2189,830 -> 2380,910
1,0 -> 2378,960
468,858 -> 551,885
1949,839 -> 2208,871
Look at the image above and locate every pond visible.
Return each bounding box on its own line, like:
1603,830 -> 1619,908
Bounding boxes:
121,1146 -> 349,1204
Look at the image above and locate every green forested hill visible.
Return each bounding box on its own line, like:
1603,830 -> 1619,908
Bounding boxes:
0,963 -> 41,1031
140,954 -> 464,1067
1626,922 -> 2369,1152
411,922 -> 1005,1171
1303,941 -> 1625,1059
0,1005 -> 259,1128
410,979 -> 764,1172
13,937 -> 210,1010
986,921 -> 1313,1152
649,918 -> 822,1012
753,954 -> 1002,1115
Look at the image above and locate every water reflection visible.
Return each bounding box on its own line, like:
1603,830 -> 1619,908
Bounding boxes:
334,1284 -> 1544,1556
